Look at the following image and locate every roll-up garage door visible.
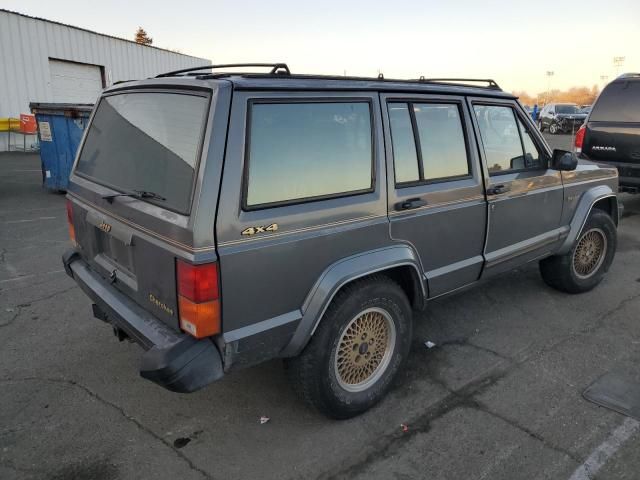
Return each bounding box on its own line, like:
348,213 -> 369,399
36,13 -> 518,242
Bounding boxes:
49,59 -> 103,103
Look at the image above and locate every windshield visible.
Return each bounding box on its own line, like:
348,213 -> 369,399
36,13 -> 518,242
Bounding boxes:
75,91 -> 209,214
556,105 -> 580,114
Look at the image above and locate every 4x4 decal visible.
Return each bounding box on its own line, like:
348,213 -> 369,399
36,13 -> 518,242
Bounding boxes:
241,223 -> 278,236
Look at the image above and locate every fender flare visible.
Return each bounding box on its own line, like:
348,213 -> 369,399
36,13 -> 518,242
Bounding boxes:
280,245 -> 425,357
556,185 -> 618,255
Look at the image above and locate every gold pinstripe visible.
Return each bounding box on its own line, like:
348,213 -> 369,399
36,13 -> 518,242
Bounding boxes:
67,192 -> 216,253
218,213 -> 388,247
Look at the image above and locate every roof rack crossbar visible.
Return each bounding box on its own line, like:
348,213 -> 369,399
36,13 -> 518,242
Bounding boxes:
156,63 -> 290,78
419,78 -> 502,90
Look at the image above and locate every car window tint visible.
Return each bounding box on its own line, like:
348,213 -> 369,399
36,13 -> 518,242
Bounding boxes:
517,118 -> 544,169
76,92 -> 209,213
388,103 -> 420,183
246,102 -> 372,207
590,81 -> 640,122
413,104 -> 469,180
473,105 -> 525,173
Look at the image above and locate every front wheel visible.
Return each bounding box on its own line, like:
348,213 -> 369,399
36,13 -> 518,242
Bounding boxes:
538,121 -> 545,132
549,122 -> 559,134
539,210 -> 617,293
285,275 -> 412,419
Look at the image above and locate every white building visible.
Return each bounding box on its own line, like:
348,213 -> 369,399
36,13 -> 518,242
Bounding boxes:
0,8 -> 210,149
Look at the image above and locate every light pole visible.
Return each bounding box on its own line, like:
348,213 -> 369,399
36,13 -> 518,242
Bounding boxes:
613,56 -> 625,76
600,75 -> 608,89
545,71 -> 554,105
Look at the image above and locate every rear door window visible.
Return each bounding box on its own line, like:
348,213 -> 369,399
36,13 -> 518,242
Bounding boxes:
388,103 -> 420,183
388,102 -> 470,185
590,81 -> 640,122
76,91 -> 209,214
245,102 -> 373,208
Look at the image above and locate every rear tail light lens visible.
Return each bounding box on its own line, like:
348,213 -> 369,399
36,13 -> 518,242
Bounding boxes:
176,260 -> 221,338
66,199 -> 76,245
574,125 -> 586,153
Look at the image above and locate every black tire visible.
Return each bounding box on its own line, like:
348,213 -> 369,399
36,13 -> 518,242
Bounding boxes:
549,122 -> 558,134
538,121 -> 545,132
285,275 -> 412,419
539,210 -> 616,294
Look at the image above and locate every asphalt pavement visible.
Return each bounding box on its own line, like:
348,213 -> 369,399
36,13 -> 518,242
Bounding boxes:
1,144 -> 639,480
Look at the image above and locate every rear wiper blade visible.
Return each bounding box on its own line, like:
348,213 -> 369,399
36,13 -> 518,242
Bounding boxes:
102,190 -> 166,203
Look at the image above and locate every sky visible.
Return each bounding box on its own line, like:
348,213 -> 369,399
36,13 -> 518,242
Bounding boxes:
2,0 -> 639,95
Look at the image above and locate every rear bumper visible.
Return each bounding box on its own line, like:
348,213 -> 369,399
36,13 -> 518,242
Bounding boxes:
62,249 -> 224,393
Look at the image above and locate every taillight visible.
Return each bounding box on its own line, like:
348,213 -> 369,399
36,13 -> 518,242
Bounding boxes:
574,125 -> 586,153
66,199 -> 76,245
176,260 -> 221,338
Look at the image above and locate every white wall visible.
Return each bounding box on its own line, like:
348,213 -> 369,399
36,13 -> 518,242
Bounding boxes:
0,9 -> 210,119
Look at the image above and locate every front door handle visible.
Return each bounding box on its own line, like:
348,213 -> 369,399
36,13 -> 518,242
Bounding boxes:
396,197 -> 428,211
487,184 -> 510,195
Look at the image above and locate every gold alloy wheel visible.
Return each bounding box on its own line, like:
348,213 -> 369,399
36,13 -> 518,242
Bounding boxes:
334,307 -> 396,393
572,227 -> 607,280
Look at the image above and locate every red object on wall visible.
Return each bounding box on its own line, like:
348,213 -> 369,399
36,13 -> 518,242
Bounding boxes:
20,114 -> 37,134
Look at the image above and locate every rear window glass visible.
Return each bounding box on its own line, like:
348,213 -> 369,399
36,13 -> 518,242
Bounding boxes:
413,103 -> 469,180
590,81 -> 640,122
75,92 -> 209,213
245,102 -> 373,208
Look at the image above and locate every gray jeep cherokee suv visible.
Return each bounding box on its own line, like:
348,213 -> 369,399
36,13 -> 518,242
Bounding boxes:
62,64 -> 619,419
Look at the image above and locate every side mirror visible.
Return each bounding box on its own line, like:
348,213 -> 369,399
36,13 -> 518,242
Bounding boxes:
552,149 -> 578,171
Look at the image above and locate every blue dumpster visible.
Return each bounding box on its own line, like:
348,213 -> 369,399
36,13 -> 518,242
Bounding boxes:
30,103 -> 94,191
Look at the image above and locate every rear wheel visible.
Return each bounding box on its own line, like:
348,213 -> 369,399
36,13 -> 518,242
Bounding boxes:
286,275 -> 412,419
539,210 -> 616,293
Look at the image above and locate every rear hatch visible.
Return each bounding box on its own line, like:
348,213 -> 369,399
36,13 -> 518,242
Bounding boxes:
68,84 -> 215,330
584,79 -> 640,167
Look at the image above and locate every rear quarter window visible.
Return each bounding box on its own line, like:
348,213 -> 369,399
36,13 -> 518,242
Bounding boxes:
244,101 -> 373,209
590,81 -> 640,122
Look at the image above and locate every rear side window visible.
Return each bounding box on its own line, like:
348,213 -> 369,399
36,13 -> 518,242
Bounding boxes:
76,92 -> 209,214
590,81 -> 640,122
245,102 -> 373,208
414,104 -> 469,180
388,102 -> 470,185
388,104 -> 420,183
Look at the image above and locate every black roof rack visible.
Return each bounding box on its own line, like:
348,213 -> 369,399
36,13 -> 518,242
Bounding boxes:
154,64 -> 503,92
418,78 -> 502,90
156,63 -> 291,78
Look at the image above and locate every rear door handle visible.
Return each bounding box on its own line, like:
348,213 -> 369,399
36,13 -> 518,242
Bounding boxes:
396,197 -> 428,211
487,184 -> 510,195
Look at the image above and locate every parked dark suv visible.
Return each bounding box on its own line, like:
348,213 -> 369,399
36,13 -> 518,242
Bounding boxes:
538,103 -> 587,134
575,73 -> 640,193
62,64 -> 619,418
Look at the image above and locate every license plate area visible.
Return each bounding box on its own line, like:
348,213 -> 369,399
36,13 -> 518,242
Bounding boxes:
95,230 -> 135,274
